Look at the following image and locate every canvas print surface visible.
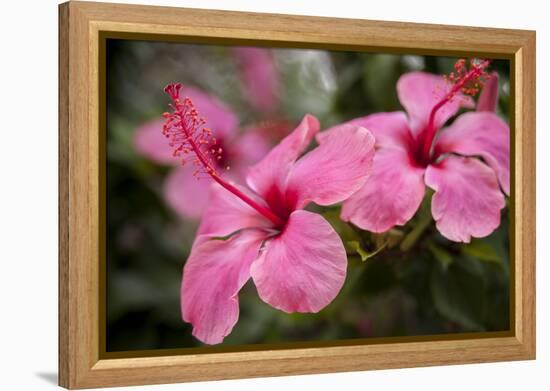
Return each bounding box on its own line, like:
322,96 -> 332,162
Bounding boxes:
106,39 -> 511,352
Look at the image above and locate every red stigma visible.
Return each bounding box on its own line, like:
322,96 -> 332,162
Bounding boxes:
164,83 -> 182,101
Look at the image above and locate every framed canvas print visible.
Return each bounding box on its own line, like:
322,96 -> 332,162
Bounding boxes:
58,1 -> 536,389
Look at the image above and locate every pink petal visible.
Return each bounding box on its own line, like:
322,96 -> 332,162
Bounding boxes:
425,155 -> 506,243
216,130 -> 271,187
318,111 -> 413,151
477,72 -> 499,112
233,47 -> 279,113
184,86 -> 238,140
286,124 -> 375,209
134,119 -> 177,165
181,229 -> 266,344
341,148 -> 426,232
224,129 -> 271,187
246,114 -> 320,198
197,182 -> 273,238
163,166 -> 212,220
233,127 -> 272,167
250,210 -> 347,313
397,72 -> 474,135
434,112 -> 510,195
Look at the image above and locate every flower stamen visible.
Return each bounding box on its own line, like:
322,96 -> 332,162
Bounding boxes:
419,59 -> 491,163
162,83 -> 284,227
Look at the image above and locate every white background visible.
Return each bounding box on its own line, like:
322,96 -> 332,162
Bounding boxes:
0,0 -> 547,389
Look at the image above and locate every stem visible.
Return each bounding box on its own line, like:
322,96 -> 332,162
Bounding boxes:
182,121 -> 285,227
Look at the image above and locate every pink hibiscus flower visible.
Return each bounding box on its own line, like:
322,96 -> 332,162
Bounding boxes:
134,86 -> 270,219
232,47 -> 279,113
322,59 -> 509,243
161,83 -> 375,344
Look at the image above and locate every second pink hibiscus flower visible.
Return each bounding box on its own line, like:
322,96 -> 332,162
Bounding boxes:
322,59 -> 510,243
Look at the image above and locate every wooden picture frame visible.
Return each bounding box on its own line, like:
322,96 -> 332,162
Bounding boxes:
59,1 -> 536,389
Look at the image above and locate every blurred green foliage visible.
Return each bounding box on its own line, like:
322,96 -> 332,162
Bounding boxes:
106,39 -> 510,352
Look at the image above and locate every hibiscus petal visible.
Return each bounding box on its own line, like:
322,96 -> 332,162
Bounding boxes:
246,114 -> 319,197
477,72 -> 499,112
233,127 -> 271,167
184,86 -> 238,140
318,111 -> 413,151
286,124 -> 375,208
181,229 -> 265,344
197,182 -> 272,238
434,112 -> 510,194
233,47 -> 279,113
397,72 -> 474,135
425,155 -> 506,243
163,166 -> 212,219
341,148 -> 426,232
250,210 -> 347,313
134,119 -> 177,165
219,130 -> 271,187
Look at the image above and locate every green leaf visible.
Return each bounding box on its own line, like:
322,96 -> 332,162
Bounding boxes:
321,208 -> 359,244
461,239 -> 501,263
400,215 -> 431,252
427,242 -> 454,270
430,258 -> 487,330
371,229 -> 403,249
400,190 -> 433,251
280,50 -> 337,120
348,240 -> 387,262
363,54 -> 400,111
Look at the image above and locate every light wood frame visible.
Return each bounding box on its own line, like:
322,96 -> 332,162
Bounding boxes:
59,1 -> 536,389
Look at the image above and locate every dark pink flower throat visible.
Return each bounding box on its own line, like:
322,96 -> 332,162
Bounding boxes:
417,59 -> 491,165
162,83 -> 285,227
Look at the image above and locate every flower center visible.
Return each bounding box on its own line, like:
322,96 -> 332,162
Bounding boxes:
262,185 -> 297,223
417,59 -> 491,165
162,83 -> 285,227
211,137 -> 232,169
